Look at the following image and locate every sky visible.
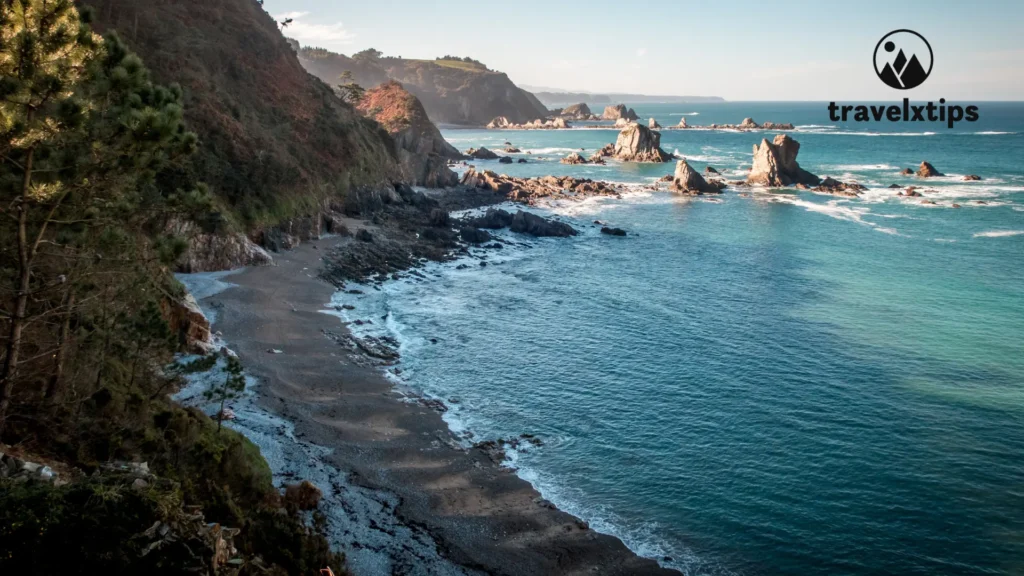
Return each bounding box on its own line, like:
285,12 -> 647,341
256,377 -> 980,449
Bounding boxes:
263,0 -> 1024,101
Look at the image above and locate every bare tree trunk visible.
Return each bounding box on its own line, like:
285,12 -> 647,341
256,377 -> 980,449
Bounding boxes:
0,146 -> 34,435
45,289 -> 75,402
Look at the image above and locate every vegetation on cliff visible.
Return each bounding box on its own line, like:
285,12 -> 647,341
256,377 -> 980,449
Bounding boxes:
297,46 -> 549,126
0,1 -> 342,572
86,0 -> 401,229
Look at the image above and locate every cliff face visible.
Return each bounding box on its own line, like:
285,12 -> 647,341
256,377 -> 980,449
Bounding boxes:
87,0 -> 402,229
298,49 -> 549,126
357,81 -> 461,187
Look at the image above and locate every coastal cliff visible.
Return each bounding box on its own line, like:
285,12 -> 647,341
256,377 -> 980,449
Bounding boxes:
357,81 -> 462,187
88,0 -> 403,268
296,47 -> 549,125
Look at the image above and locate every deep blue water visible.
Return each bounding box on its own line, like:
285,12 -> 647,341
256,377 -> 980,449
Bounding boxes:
334,103 -> 1024,575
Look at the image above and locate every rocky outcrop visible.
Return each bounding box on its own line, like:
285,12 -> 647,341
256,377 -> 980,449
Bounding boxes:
811,177 -> 868,197
917,161 -> 944,177
561,152 -> 588,165
672,118 -> 794,131
611,124 -> 673,162
182,232 -> 273,273
460,168 -> 622,204
673,159 -> 725,194
677,117 -> 688,128
963,174 -> 982,181
739,117 -> 758,129
747,134 -> 820,187
467,147 -> 500,160
761,121 -> 795,130
357,81 -> 461,188
561,103 -> 596,120
602,104 -> 638,121
648,118 -> 662,129
467,208 -> 577,237
161,293 -> 214,354
487,117 -> 569,130
297,49 -> 549,125
613,117 -> 634,128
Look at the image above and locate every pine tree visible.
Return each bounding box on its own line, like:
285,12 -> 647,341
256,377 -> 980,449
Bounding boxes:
205,355 -> 245,433
0,0 -> 198,433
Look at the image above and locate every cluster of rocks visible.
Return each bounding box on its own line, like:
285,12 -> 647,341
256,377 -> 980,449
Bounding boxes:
466,147 -> 500,160
461,168 -> 622,204
474,434 -> 545,466
467,208 -> 578,237
668,117 -> 795,131
1,450 -> 64,485
486,116 -> 569,130
806,177 -> 867,197
899,161 -> 945,178
601,104 -> 638,121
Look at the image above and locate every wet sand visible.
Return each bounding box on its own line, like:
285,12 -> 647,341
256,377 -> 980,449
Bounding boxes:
205,235 -> 678,575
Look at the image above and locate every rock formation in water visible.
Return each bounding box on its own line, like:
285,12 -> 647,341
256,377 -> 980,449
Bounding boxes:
562,152 -> 588,164
466,147 -> 500,160
673,160 -> 725,194
357,81 -> 462,187
917,161 -> 944,177
561,103 -> 597,120
747,134 -> 820,187
612,124 -> 673,162
602,104 -> 639,121
486,116 -> 569,129
677,117 -> 688,128
461,169 -> 622,204
810,177 -> 868,197
648,118 -> 662,129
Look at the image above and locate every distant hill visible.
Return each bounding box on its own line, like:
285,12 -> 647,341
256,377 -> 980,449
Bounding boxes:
296,48 -> 550,126
524,88 -> 726,107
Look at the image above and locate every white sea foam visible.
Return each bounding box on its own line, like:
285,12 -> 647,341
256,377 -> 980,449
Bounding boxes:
974,131 -> 1017,135
973,230 -> 1024,238
668,112 -> 700,116
830,164 -> 899,171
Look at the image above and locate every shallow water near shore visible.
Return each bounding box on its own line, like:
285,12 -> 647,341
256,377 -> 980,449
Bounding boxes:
338,102 -> 1024,575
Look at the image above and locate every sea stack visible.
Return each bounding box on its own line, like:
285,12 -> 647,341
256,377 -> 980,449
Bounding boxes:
648,118 -> 662,129
673,159 -> 723,194
612,124 -> 673,162
747,134 -> 820,187
917,161 -> 944,177
602,104 -> 639,121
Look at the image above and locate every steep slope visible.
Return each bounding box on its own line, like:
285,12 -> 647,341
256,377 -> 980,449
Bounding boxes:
87,0 -> 401,228
298,48 -> 549,126
357,81 -> 461,187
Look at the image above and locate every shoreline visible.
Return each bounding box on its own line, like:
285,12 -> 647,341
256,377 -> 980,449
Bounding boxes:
196,234 -> 679,575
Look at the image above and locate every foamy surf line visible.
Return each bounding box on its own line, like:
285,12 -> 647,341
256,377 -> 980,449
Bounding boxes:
973,230 -> 1024,238
323,208 -> 717,574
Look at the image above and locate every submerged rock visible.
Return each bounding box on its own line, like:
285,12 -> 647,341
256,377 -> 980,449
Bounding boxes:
561,152 -> 588,165
612,124 -> 673,163
600,226 -> 628,236
963,174 -> 982,181
747,134 -> 820,187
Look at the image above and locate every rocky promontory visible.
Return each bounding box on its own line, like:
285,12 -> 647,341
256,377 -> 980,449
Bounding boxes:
560,103 -> 599,120
747,134 -> 820,187
357,81 -> 462,187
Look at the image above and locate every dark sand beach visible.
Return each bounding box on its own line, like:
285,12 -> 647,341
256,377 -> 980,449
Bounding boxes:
204,234 -> 677,575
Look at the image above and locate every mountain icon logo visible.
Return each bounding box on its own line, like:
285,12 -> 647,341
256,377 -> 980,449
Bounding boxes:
874,30 -> 933,90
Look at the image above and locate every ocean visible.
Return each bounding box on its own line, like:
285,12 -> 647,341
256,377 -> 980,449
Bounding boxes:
332,102 -> 1024,575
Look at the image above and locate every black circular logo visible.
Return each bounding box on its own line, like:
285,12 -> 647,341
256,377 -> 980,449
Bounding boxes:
874,30 -> 933,90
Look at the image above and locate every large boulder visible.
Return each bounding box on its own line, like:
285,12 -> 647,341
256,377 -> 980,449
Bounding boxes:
486,116 -> 512,129
509,211 -> 578,237
673,159 -> 722,194
602,104 -> 639,121
917,161 -> 944,177
747,134 -> 820,187
612,124 -> 673,163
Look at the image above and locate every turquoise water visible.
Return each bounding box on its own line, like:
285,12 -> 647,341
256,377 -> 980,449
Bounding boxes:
337,103 -> 1024,575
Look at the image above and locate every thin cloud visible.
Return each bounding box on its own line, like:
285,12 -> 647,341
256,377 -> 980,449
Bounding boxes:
274,12 -> 356,48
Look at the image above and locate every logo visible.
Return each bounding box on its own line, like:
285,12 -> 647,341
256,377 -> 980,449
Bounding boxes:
874,30 -> 933,90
